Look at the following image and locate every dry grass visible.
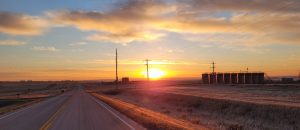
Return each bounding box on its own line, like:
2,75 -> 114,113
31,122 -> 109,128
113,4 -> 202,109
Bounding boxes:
97,87 -> 300,130
91,92 -> 208,130
83,81 -> 300,130
0,98 -> 42,115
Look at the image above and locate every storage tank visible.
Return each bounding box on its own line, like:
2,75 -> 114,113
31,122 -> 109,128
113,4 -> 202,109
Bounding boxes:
238,73 -> 245,84
245,73 -> 252,84
122,77 -> 130,84
202,73 -> 209,84
231,73 -> 238,84
217,73 -> 224,84
209,73 -> 216,84
252,73 -> 259,84
224,73 -> 231,84
258,73 -> 264,84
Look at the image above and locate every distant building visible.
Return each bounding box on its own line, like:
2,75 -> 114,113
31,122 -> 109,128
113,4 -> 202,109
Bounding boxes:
281,78 -> 294,83
121,77 -> 130,84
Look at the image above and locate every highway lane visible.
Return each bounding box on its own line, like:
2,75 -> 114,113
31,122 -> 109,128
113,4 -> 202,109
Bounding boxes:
0,90 -> 72,130
48,87 -> 142,130
0,86 -> 144,130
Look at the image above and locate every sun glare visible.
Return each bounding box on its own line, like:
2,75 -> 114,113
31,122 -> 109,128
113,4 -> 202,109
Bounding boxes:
143,68 -> 166,79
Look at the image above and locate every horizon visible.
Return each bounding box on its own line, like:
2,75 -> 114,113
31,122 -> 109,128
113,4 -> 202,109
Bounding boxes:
0,0 -> 300,81
1,75 -> 298,82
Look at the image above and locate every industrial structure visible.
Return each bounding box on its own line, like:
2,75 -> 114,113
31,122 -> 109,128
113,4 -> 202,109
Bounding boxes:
121,77 -> 130,84
202,72 -> 264,84
202,62 -> 265,84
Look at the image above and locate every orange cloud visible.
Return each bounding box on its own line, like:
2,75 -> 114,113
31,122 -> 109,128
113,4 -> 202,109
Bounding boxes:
86,31 -> 165,44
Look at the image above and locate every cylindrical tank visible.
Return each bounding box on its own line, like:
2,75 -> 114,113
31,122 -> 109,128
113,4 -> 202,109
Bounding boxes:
209,73 -> 216,84
224,73 -> 230,84
245,73 -> 252,84
252,73 -> 259,84
238,73 -> 245,84
202,73 -> 209,84
258,73 -> 264,84
217,73 -> 224,84
231,73 -> 238,84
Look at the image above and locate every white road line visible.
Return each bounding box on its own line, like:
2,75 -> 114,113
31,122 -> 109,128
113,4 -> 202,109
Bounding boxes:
91,95 -> 136,130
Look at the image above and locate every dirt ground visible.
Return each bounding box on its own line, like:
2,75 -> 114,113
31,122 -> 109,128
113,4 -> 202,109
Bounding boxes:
0,81 -> 75,99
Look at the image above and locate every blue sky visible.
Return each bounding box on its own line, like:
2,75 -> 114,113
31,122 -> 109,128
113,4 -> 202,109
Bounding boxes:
0,0 -> 115,14
0,0 -> 299,81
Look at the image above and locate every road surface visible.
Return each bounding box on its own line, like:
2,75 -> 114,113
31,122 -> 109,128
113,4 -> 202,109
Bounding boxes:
0,86 -> 144,130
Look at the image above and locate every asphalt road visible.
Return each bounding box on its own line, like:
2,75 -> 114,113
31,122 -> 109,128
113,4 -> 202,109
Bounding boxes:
0,87 -> 144,130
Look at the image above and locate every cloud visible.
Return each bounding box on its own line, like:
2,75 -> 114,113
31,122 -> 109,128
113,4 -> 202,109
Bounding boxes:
0,0 -> 299,46
187,0 -> 300,13
69,42 -> 87,46
0,39 -> 26,46
46,0 -> 300,45
0,12 -> 48,36
31,46 -> 59,52
46,0 -> 173,44
86,31 -> 165,44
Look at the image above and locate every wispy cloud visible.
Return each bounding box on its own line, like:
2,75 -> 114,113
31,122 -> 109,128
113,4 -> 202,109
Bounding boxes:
0,39 -> 26,46
69,42 -> 87,46
0,12 -> 48,36
86,31 -> 165,44
187,0 -> 300,13
46,0 -> 173,44
31,46 -> 59,52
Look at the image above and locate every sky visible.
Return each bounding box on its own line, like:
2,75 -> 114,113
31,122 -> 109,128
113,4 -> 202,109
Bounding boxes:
0,0 -> 300,81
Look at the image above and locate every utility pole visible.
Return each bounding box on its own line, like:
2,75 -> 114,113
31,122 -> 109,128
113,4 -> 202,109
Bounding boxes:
145,59 -> 151,87
115,48 -> 118,89
145,59 -> 150,81
211,62 -> 216,74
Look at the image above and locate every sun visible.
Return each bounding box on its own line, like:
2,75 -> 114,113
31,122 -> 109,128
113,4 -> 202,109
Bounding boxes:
143,68 -> 166,79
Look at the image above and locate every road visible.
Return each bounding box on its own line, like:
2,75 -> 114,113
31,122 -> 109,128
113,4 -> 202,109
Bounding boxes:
0,86 -> 144,130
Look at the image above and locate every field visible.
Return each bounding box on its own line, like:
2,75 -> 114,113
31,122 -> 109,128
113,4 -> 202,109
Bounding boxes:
0,81 -> 75,115
86,81 -> 300,130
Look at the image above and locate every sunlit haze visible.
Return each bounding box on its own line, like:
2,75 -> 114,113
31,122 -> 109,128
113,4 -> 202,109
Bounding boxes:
0,0 -> 299,81
142,68 -> 166,79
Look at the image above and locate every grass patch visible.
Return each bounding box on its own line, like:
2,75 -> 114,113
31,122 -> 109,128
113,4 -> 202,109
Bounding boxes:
0,99 -> 31,107
116,89 -> 300,130
0,98 -> 41,115
102,89 -> 124,95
